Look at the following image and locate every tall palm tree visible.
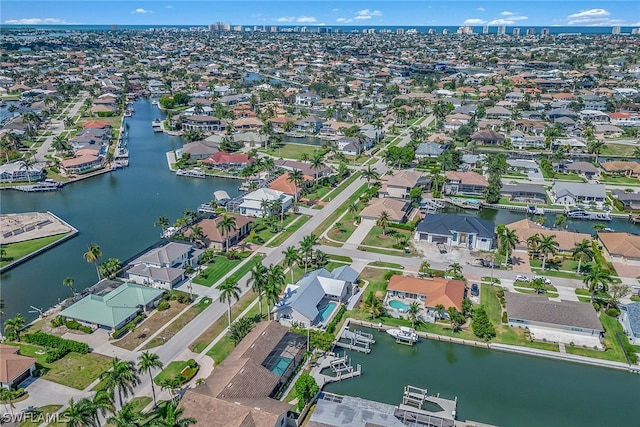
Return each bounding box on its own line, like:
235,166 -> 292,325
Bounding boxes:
4,314 -> 25,341
407,302 -> 421,328
287,169 -> 304,205
154,216 -> 170,236
62,398 -> 94,427
248,263 -> 269,320
572,239 -> 595,275
83,243 -> 103,280
499,227 -> 519,267
217,277 -> 240,328
310,152 -> 326,180
138,351 -> 164,408
554,214 -> 567,229
526,234 -> 542,256
282,246 -> 299,284
63,276 -> 76,295
216,215 -> 237,252
300,234 -> 318,273
348,202 -> 359,221
88,390 -> 114,426
188,224 -> 205,247
362,165 -> 380,188
419,260 -> 431,277
19,157 -> 36,183
538,235 -> 559,270
264,264 -> 285,314
99,357 -> 139,408
149,400 -> 196,427
447,262 -> 463,277
376,211 -> 390,236
107,402 -> 143,427
583,264 -> 614,302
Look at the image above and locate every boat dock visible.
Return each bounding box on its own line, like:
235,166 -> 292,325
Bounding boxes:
310,354 -> 362,387
446,198 -> 482,210
398,385 -> 458,424
334,326 -> 375,353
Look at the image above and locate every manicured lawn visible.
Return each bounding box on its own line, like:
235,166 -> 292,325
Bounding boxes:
565,314 -> 627,362
19,405 -> 63,427
327,218 -> 358,242
258,143 -> 321,161
600,143 -> 637,157
154,360 -> 192,385
0,233 -> 72,268
251,214 -> 300,244
193,254 -> 261,287
599,175 -> 640,185
361,226 -> 412,250
189,291 -> 259,353
369,261 -> 404,270
290,261 -> 347,283
206,333 -> 236,365
312,182 -> 368,235
267,215 -> 311,247
142,297 -> 213,350
127,396 -> 152,414
514,288 -> 559,298
328,255 -> 352,263
513,281 -> 558,293
552,173 -> 586,182
357,246 -> 411,257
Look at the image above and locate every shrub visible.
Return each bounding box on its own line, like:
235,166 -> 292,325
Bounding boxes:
65,320 -> 81,330
44,347 -> 69,363
24,332 -> 89,356
325,304 -> 346,334
501,311 -> 508,323
606,308 -> 620,317
79,325 -> 92,334
111,313 -> 147,339
177,293 -> 191,304
50,316 -> 65,328
157,301 -> 170,311
187,358 -> 198,368
383,270 -> 395,281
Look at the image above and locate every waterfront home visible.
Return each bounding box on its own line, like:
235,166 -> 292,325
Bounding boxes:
181,115 -> 225,132
295,91 -> 320,106
562,162 -> 599,180
180,140 -> 219,160
506,219 -> 591,253
471,129 -> 505,146
506,159 -> 539,173
188,214 -> 254,251
238,188 -> 293,218
386,275 -> 465,313
414,214 -> 495,251
82,120 -> 112,130
268,172 -> 313,198
597,232 -> 640,267
379,170 -> 426,199
610,189 -> 640,211
61,148 -> 103,174
0,344 -> 36,390
550,182 -> 606,208
443,171 -> 488,196
59,283 -> 163,331
414,142 -> 446,159
0,161 -> 45,183
202,152 -> 252,169
275,159 -> 333,178
293,116 -> 323,133
272,266 -> 357,327
360,198 -> 412,223
500,183 -> 547,204
504,292 -> 603,347
609,112 -> 640,127
620,303 -> 640,345
600,161 -> 640,179
179,321 -> 303,427
335,136 -> 372,155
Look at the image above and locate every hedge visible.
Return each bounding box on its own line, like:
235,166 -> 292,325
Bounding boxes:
325,304 -> 346,334
112,313 -> 147,339
24,332 -> 90,362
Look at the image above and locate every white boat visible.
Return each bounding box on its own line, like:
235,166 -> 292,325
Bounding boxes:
176,168 -> 206,178
151,118 -> 163,132
387,326 -> 419,343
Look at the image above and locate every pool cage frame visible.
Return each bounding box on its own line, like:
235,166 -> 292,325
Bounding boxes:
262,331 -> 307,398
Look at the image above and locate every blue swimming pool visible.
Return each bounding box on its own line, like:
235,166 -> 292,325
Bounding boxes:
268,356 -> 293,376
318,301 -> 337,322
389,300 -> 410,311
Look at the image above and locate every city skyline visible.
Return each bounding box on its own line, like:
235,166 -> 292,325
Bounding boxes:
2,1 -> 640,27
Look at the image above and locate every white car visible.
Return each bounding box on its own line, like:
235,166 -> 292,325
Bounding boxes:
534,276 -> 551,285
515,275 -> 530,282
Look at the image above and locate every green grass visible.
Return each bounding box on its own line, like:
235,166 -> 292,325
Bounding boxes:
267,214 -> 311,247
369,261 -> 404,270
328,254 -> 352,263
481,277 -> 501,284
258,143 -> 320,160
357,246 -> 410,257
322,172 -> 360,202
193,255 -> 262,287
128,396 -> 153,414
251,214 -> 300,244
313,183 -> 368,235
600,143 -> 637,157
327,218 -> 358,242
564,314 -> 627,362
513,281 -> 558,293
0,233 -> 72,268
553,173 -> 587,182
19,405 -> 63,427
599,175 -> 640,185
514,288 -> 559,297
290,261 -> 346,283
360,226 -> 412,250
206,334 -> 235,364
154,360 -> 192,385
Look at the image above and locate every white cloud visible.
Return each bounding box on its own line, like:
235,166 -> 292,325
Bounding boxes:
296,16 -> 317,23
568,8 -> 610,19
476,8 -> 485,12
354,9 -> 383,20
488,15 -> 528,25
354,15 -> 372,20
566,8 -> 619,25
463,18 -> 486,25
132,8 -> 152,14
500,11 -> 515,16
336,17 -> 353,23
276,16 -> 295,22
4,17 -> 68,24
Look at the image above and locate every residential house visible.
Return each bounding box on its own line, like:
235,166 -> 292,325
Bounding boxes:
386,275 -> 465,312
295,92 -> 320,106
507,159 -> 539,173
414,214 -> 495,251
579,109 -> 610,123
504,292 -> 603,346
127,242 -> 203,289
600,161 -> 640,178
379,170 -> 425,199
61,148 -> 103,174
335,136 -> 372,155
594,124 -> 624,137
180,140 -> 219,160
611,189 -> 640,211
275,159 -> 333,178
179,321 -> 303,427
187,215 -> 254,251
564,162 -> 600,179
620,303 -> 640,345
238,188 -> 293,218
485,106 -> 512,120
0,344 -> 36,389
471,130 -> 506,146
501,183 -> 547,204
293,116 -> 323,133
181,115 -> 225,132
202,152 -> 253,169
59,283 -> 164,331
218,93 -> 250,106
550,182 -> 606,208
359,198 -> 412,223
415,142 -> 446,159
272,266 -> 358,326
0,161 -> 45,183
598,232 -> 640,267
268,172 -> 313,198
443,171 -> 488,196
609,112 -> 640,127
506,219 -> 591,253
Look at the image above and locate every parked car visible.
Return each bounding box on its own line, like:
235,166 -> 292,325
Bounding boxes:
470,283 -> 479,296
534,276 -> 551,285
515,275 -> 530,282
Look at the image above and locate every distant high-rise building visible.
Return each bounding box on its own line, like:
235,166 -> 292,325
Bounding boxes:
233,25 -> 243,32
442,28 -> 449,35
632,28 -> 640,35
396,28 -> 405,35
319,27 -> 332,34
497,26 -> 506,35
512,27 -> 521,36
457,26 -> 473,35
270,26 -> 278,32
428,28 -> 435,35
482,26 -> 489,34
612,26 -> 621,35
526,28 -> 535,35
541,28 -> 550,36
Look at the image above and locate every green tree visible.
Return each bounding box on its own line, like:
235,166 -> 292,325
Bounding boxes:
83,243 -> 103,280
531,278 -> 546,294
583,264 -> 614,302
362,292 -> 385,319
155,216 -> 170,235
248,263 -> 269,319
447,262 -> 463,278
63,276 -> 76,295
88,390 -> 114,426
376,211 -> 390,235
106,401 -> 143,427
419,260 -> 431,277
99,357 -> 140,408
362,165 -> 380,188
138,351 -> 164,408
229,316 -> 256,345
294,374 -> 320,411
62,398 -> 94,427
471,305 -> 496,341
282,245 -> 299,284
498,227 -> 519,266
4,314 -> 25,341
216,215 -> 237,252
554,214 -> 567,229
572,239 -> 594,275
407,302 -> 421,328
538,234 -> 559,270
217,277 -> 241,329
149,400 -> 196,427
300,234 -> 318,273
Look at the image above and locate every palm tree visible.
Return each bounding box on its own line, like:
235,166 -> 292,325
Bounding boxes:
149,400 -> 196,427
248,263 -> 269,320
217,277 -> 240,328
107,402 -> 143,427
83,243 -> 103,280
188,224 -> 205,247
154,216 -> 170,236
526,234 -> 542,257
362,292 -> 384,319
64,116 -> 76,129
376,211 -> 390,236
583,264 -> 614,302
498,226 -> 519,267
419,260 -> 431,277
62,398 -> 94,427
362,165 -> 380,188
407,302 -> 421,328
138,351 -> 164,408
216,215 -> 237,252
431,173 -> 445,197
538,234 -> 559,270
554,214 -> 567,229
88,390 -> 114,426
447,306 -> 463,332
282,246 -> 299,284
19,157 -> 36,183
310,152 -> 326,180
300,234 -> 318,273
447,262 -> 463,278
572,239 -> 594,275
99,357 -> 140,408
287,168 -> 304,205
4,314 -> 25,341
63,276 -> 76,295
434,304 -> 445,321
263,264 -> 285,314
348,202 -> 359,221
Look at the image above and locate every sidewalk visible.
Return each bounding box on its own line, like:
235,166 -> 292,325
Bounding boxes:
344,218 -> 375,247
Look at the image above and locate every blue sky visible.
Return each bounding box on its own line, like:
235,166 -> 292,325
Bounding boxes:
2,1 -> 639,27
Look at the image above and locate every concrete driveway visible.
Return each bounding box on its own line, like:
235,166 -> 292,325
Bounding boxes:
13,379 -> 81,412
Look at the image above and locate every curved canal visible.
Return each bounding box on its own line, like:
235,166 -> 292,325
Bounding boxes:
324,327 -> 640,427
1,99 -> 240,322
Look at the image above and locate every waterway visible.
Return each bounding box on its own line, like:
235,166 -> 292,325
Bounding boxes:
324,327 -> 640,427
0,99 -> 240,323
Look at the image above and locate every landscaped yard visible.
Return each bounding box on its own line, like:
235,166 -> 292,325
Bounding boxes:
312,182 -> 368,235
0,234 -> 72,268
599,175 -> 640,185
600,143 -> 637,157
19,405 -> 62,427
258,143 -> 321,161
327,218 -> 358,242
193,254 -> 262,287
153,360 -> 198,386
142,297 -> 213,349
251,214 -> 301,244
564,314 -> 627,362
267,215 -> 311,247
360,226 -> 412,250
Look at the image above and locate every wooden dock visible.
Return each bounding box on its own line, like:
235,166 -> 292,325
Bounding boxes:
309,354 -> 362,387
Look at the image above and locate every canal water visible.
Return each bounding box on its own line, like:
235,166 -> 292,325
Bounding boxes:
1,99 -> 240,322
324,328 -> 640,427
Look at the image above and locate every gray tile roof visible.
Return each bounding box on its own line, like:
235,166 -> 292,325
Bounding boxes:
622,303 -> 640,338
552,182 -> 606,199
416,214 -> 495,239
